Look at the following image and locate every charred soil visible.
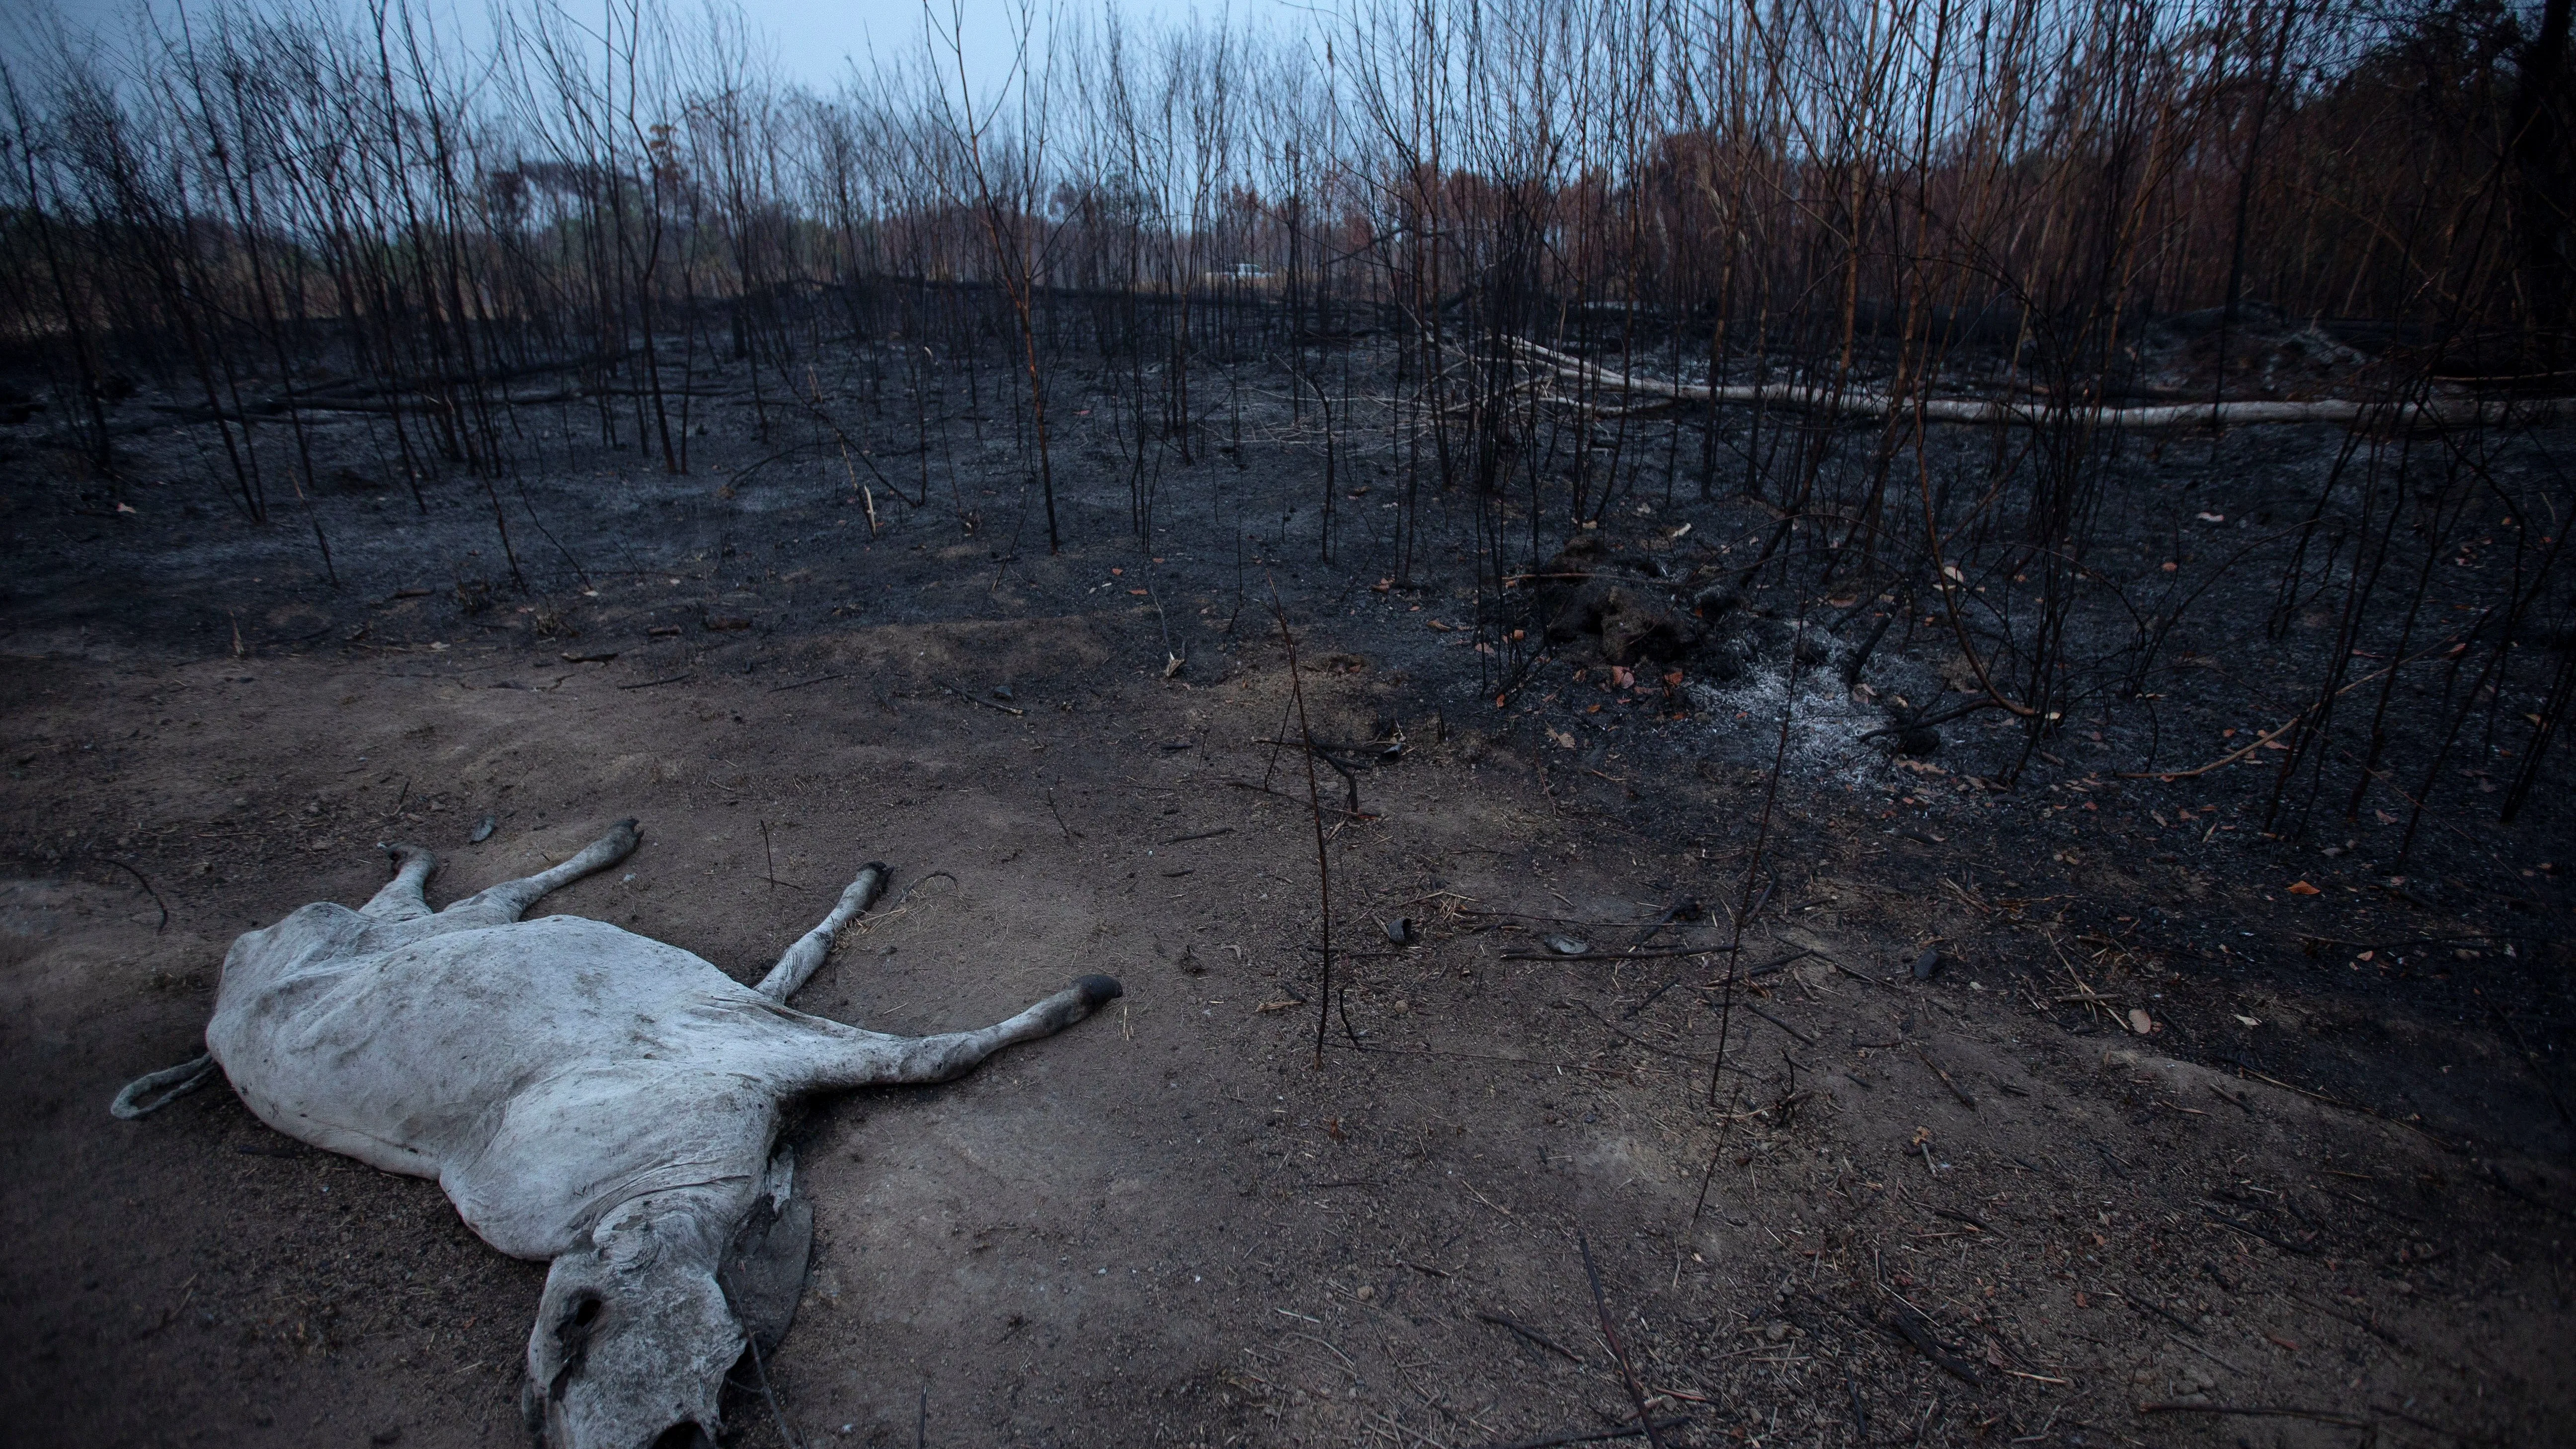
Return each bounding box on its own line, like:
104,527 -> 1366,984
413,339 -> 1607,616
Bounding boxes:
3,344 -> 2572,1449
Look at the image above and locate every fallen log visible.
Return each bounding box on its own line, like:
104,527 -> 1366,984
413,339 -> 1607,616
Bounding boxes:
138,381 -> 733,427
1511,338 -> 2575,430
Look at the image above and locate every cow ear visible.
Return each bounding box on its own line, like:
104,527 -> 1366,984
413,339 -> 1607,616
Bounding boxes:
717,1191 -> 811,1353
718,1149 -> 811,1353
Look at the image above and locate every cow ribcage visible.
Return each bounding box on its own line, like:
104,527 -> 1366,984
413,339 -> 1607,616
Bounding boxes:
208,912 -> 836,1259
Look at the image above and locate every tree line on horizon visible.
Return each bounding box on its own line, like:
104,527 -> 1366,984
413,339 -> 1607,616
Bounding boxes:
0,0 -> 2564,500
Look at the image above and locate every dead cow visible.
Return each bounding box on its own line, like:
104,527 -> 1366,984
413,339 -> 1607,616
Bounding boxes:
111,820 -> 1122,1449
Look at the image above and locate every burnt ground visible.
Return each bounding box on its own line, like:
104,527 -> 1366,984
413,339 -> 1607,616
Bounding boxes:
2,338 -> 2573,1449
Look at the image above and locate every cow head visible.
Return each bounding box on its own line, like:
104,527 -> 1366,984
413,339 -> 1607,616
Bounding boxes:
523,1196 -> 741,1449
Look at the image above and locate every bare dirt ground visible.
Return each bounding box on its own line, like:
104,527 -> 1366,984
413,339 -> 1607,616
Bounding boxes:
4,347 -> 2573,1449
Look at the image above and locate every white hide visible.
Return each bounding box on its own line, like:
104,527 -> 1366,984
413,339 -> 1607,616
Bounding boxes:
122,821 -> 1121,1449
210,907 -> 827,1256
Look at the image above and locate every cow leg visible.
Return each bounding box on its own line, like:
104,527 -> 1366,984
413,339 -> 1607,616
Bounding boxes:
361,844 -> 438,921
801,975 -> 1124,1090
754,862 -> 890,1001
440,818 -> 642,923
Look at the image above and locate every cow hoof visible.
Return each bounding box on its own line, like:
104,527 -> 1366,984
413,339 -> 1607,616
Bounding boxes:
1074,975 -> 1124,1009
856,862 -> 894,906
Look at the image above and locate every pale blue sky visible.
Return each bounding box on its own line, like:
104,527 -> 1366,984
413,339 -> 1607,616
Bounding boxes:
4,0 -> 1270,97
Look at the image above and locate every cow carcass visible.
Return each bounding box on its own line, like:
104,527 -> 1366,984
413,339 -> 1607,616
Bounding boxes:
113,820 -> 1121,1449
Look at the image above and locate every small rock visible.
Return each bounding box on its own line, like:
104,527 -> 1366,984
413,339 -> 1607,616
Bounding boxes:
992,684 -> 1014,700
469,814 -> 495,845
2127,1008 -> 2155,1035
1384,917 -> 1416,946
1910,948 -> 1942,980
1544,935 -> 1591,957
1765,1322 -> 1790,1342
1355,1284 -> 1375,1301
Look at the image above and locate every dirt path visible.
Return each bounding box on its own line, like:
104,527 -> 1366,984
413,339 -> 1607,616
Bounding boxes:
4,612 -> 2569,1448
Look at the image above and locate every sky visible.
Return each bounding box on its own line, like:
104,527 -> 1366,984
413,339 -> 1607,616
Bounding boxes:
4,0 -> 1260,98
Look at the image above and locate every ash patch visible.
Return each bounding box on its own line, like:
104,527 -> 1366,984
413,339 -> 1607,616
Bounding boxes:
1687,635 -> 1887,785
